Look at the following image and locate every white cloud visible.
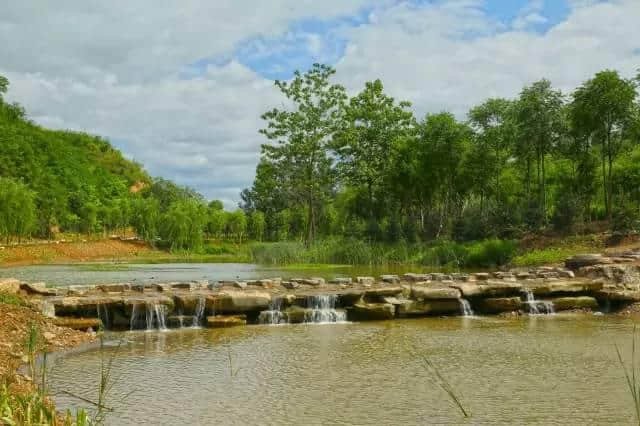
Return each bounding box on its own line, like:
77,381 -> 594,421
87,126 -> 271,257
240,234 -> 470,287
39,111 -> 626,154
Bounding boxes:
1,0 -> 639,208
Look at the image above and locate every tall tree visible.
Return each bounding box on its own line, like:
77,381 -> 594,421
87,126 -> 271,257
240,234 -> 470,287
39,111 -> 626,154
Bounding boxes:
333,79 -> 414,237
515,79 -> 565,224
570,70 -> 637,217
259,64 -> 346,243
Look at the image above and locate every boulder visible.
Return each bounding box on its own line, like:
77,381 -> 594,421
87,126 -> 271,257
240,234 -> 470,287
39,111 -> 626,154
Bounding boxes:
174,294 -> 208,315
67,285 -> 92,296
530,280 -> 603,297
281,281 -> 300,290
551,296 -> 599,311
364,287 -> 403,299
451,281 -> 522,298
171,282 -> 197,290
167,315 -> 198,328
516,272 -> 533,280
492,272 -> 514,280
348,302 -> 395,321
565,254 -> 609,270
53,317 -> 103,331
475,297 -> 522,314
292,278 -> 325,287
410,286 -> 461,300
53,296 -> 125,316
356,276 -> 375,285
338,291 -> 364,306
402,273 -> 430,282
380,275 -> 400,284
451,273 -> 470,282
283,306 -> 312,323
0,278 -> 20,294
20,282 -> 57,296
247,279 -> 273,288
397,300 -> 462,317
123,296 -> 174,315
474,273 -> 490,281
97,283 -> 131,293
211,291 -> 271,313
329,277 -> 352,285
206,315 -> 247,328
234,281 -> 248,289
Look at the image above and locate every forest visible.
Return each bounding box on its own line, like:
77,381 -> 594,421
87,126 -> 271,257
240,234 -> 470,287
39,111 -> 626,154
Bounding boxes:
1,66 -> 640,266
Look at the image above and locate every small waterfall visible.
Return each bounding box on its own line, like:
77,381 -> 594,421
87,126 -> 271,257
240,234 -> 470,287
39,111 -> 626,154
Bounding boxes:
130,303 -> 139,331
459,299 -> 474,317
96,303 -> 110,329
523,290 -> 554,315
192,297 -> 206,327
145,303 -> 168,331
304,295 -> 346,324
259,297 -> 288,325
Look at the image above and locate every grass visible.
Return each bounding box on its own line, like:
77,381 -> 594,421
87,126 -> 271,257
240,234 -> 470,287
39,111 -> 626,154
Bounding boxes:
0,292 -> 28,307
616,326 -> 640,425
512,235 -> 603,267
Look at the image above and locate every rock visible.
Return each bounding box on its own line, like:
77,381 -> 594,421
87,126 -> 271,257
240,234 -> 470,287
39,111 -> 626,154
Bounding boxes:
29,300 -> 56,318
131,284 -> 146,292
451,281 -> 522,298
364,287 -> 404,299
380,275 -> 400,284
530,280 -> 603,297
397,300 -> 461,317
475,297 -> 522,314
382,297 -> 409,305
451,273 -> 470,282
402,273 -> 430,282
66,285 -> 93,296
53,317 -> 103,331
97,283 -> 131,293
338,291 -> 364,306
595,289 -> 640,302
233,281 -> 247,289
122,296 -> 175,315
410,286 -> 461,300
281,281 -> 300,290
174,294 -> 208,315
0,278 -> 20,294
348,302 -> 395,321
537,272 -> 559,279
558,270 -> 575,279
356,276 -> 375,285
516,272 -> 533,280
171,282 -> 196,291
20,282 -> 57,296
292,278 -> 325,287
329,277 -> 352,285
474,273 -> 490,281
565,254 -> 609,270
492,272 -> 514,280
152,283 -> 172,292
206,315 -> 247,328
551,296 -> 599,311
282,306 -> 311,323
53,296 -> 125,316
43,332 -> 56,342
211,291 -> 271,313
247,279 -> 273,288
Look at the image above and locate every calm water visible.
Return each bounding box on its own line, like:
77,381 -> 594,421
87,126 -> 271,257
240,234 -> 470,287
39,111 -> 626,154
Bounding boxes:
48,315 -> 639,425
0,263 -> 433,286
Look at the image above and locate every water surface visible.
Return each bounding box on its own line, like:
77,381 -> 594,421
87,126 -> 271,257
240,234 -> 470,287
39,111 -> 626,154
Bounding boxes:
48,315 -> 638,425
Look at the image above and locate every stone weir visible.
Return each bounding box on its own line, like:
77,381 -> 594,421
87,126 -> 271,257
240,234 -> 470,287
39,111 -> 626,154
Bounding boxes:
5,255 -> 639,331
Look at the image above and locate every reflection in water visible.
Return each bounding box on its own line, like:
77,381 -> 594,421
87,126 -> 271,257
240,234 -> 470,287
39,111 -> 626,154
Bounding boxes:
49,316 -> 635,425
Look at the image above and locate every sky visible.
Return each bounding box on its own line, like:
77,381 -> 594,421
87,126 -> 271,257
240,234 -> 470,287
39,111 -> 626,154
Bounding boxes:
1,0 -> 639,208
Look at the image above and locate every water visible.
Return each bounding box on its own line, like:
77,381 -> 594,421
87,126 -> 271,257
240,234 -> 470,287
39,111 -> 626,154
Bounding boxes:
192,297 -> 206,328
129,303 -> 168,331
258,297 -> 288,325
459,298 -> 474,316
523,290 -> 555,315
304,294 -> 347,323
47,316 -> 639,425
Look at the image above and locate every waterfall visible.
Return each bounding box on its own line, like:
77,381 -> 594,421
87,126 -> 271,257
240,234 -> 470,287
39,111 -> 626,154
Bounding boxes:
192,297 -> 206,327
259,297 -> 288,325
145,303 -> 168,331
304,295 -> 346,324
459,299 -> 474,317
130,303 -> 139,331
96,303 -> 110,329
523,290 -> 554,315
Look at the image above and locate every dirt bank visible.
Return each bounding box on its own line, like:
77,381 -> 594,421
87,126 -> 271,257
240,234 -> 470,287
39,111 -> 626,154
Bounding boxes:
0,239 -> 156,267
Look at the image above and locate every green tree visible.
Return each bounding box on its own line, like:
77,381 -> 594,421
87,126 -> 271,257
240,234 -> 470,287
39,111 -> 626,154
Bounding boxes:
0,178 -> 36,243
260,63 -> 346,243
248,210 -> 266,241
130,197 -> 160,243
227,210 -> 247,243
206,208 -> 227,239
571,70 -> 638,217
515,79 -> 565,224
333,79 -> 414,238
160,200 -> 207,250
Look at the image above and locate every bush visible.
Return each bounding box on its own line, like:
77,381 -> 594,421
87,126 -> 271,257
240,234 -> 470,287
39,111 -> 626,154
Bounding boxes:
612,202 -> 640,233
466,239 -> 517,268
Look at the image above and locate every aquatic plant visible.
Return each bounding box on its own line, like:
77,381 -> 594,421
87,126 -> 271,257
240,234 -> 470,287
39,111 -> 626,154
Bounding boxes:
615,326 -> 640,425
420,355 -> 470,418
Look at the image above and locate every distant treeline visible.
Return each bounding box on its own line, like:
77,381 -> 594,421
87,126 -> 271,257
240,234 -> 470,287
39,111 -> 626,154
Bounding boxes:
241,64 -> 640,243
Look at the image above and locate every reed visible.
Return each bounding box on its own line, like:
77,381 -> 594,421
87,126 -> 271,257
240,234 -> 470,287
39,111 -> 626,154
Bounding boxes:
419,355 -> 470,418
615,326 -> 640,425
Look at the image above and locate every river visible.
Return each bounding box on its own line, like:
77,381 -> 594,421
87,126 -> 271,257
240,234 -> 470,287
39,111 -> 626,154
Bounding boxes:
47,315 -> 637,425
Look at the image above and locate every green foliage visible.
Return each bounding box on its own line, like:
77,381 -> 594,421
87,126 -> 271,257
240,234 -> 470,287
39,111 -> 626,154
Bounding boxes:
160,199 -> 207,250
0,292 -> 27,307
0,177 -> 37,243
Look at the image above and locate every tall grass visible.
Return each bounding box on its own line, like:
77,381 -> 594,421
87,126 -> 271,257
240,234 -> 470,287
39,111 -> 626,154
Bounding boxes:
419,355 -> 470,418
249,238 -> 517,269
616,326 -> 640,425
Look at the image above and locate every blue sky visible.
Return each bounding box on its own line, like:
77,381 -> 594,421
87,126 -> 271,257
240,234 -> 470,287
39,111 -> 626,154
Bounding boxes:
2,0 -> 638,207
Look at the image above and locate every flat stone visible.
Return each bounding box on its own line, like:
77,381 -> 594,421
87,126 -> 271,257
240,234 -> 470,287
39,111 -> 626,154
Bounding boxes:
53,317 -> 103,331
402,273 -> 430,282
380,275 -> 400,283
167,315 -> 198,328
451,281 -> 522,298
97,283 -> 131,293
364,287 -> 404,299
397,300 -> 462,317
210,291 -> 271,313
475,297 -> 522,314
516,272 -> 533,280
206,315 -> 247,328
451,273 -> 470,282
281,281 -> 300,290
234,281 -> 248,289
474,273 -> 490,281
356,277 -> 375,285
348,302 -> 395,321
551,296 -> 599,311
565,254 -> 609,270
595,289 -> 640,302
411,286 -> 461,300
530,280 -> 603,297
20,282 -> 57,296
292,278 -> 325,286
329,277 -> 352,285
171,282 -> 196,291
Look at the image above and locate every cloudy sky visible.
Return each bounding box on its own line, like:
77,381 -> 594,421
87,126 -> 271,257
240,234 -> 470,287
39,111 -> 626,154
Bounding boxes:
1,0 -> 639,207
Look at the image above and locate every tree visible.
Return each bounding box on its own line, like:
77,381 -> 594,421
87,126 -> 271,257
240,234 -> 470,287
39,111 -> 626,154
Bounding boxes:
248,210 -> 266,241
206,208 -> 227,239
0,177 -> 36,243
227,210 -> 247,243
333,79 -> 414,238
208,199 -> 224,211
130,197 -> 160,243
160,200 -> 207,250
515,80 -> 565,224
571,70 -> 638,217
259,64 -> 346,243
0,75 -> 8,101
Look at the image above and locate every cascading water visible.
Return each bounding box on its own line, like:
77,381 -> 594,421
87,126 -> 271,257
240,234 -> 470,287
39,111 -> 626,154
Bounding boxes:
304,295 -> 347,324
459,299 -> 474,317
192,297 -> 206,328
259,297 -> 288,325
523,290 -> 554,315
145,303 -> 168,331
130,303 -> 139,331
96,303 -> 110,329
